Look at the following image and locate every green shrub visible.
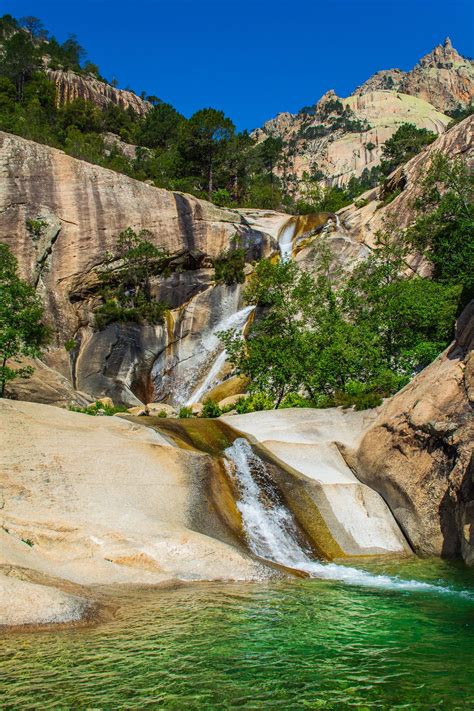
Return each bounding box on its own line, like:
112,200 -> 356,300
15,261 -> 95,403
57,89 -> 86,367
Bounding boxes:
353,392 -> 383,410
64,338 -> 77,352
69,401 -> 128,416
201,399 -> 222,418
213,243 -> 246,285
94,298 -> 167,329
178,406 -> 194,419
235,392 -> 274,413
354,198 -> 369,209
377,187 -> 402,209
25,218 -> 48,240
279,392 -> 312,408
157,409 -> 168,418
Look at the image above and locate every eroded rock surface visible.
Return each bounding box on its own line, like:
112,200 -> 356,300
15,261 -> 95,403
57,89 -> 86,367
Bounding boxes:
47,69 -> 151,115
223,408 -> 410,558
0,131 -> 280,405
352,302 -> 474,563
0,399 -> 268,626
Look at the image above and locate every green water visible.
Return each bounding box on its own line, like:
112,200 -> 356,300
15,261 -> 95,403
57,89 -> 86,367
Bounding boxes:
1,559 -> 473,710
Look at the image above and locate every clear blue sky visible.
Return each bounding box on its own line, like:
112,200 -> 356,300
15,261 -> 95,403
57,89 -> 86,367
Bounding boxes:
4,0 -> 473,130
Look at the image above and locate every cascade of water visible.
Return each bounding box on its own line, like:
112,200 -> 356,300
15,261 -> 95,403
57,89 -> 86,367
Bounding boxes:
184,305 -> 255,405
278,219 -> 297,261
224,438 -> 471,597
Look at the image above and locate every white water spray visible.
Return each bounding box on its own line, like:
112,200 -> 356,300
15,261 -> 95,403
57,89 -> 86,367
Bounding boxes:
224,438 -> 472,597
278,219 -> 297,261
185,305 -> 255,405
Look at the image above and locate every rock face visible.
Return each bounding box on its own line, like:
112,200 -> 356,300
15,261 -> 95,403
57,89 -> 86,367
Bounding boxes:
0,131 -> 281,405
0,398 -> 268,626
351,302 -> 474,564
255,39 -> 472,187
336,115 -> 473,250
46,69 -> 151,115
256,90 -> 449,188
0,575 -> 92,628
398,38 -> 474,113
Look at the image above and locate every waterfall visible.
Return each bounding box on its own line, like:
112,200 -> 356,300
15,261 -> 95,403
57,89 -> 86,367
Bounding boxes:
278,219 -> 297,261
224,438 -> 470,596
184,305 -> 255,405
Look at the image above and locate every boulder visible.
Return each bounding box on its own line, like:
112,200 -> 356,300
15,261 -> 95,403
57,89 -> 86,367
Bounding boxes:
218,394 -> 246,409
0,574 -> 92,628
147,403 -> 177,417
352,301 -> 474,563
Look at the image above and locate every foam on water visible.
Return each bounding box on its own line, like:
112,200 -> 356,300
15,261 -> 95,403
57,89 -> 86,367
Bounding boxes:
224,438 -> 472,599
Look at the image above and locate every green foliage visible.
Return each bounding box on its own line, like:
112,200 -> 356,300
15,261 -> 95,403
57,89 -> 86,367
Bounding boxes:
25,217 -> 48,240
220,227 -> 460,410
201,399 -> 222,418
406,153 -> 474,303
279,392 -> 313,408
234,392 -> 274,413
446,104 -> 474,125
178,406 -> 194,419
136,102 -> 184,149
381,123 -> 436,175
94,228 -> 169,329
69,400 -> 128,416
377,186 -> 402,208
64,338 -> 77,352
0,243 -> 50,396
213,240 -> 246,285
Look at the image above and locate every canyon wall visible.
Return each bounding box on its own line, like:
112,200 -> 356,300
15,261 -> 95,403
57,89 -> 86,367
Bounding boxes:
0,131 -> 289,405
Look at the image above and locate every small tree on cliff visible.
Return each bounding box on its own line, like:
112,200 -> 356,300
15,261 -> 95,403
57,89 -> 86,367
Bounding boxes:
94,228 -> 169,328
0,243 -> 50,396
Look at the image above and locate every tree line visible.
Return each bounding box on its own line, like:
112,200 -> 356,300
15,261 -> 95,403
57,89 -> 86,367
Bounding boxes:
0,13 -> 446,213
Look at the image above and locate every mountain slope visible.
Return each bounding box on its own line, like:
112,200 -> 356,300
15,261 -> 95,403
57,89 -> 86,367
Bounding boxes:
255,39 -> 472,188
355,38 -> 474,113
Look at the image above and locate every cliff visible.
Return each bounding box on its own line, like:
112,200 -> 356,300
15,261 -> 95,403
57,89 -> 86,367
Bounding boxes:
0,130 -> 285,405
46,69 -> 151,115
355,38 -> 474,113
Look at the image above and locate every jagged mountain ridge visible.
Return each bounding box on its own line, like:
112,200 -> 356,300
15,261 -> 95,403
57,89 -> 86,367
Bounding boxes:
354,38 -> 474,112
254,38 -> 472,187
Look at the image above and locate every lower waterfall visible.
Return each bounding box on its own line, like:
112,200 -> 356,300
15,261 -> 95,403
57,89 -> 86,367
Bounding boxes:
224,438 -> 471,597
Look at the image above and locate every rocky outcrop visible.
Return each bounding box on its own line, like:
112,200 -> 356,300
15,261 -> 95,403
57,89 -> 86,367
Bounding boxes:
0,131 -> 280,405
355,39 -> 474,114
255,39 -> 472,188
256,90 -> 449,188
337,115 -> 473,250
399,38 -> 474,113
350,302 -> 474,564
46,69 -> 151,115
0,399 -> 269,625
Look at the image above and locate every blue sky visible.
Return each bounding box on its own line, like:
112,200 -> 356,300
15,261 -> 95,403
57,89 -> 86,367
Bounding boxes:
4,0 -> 473,130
